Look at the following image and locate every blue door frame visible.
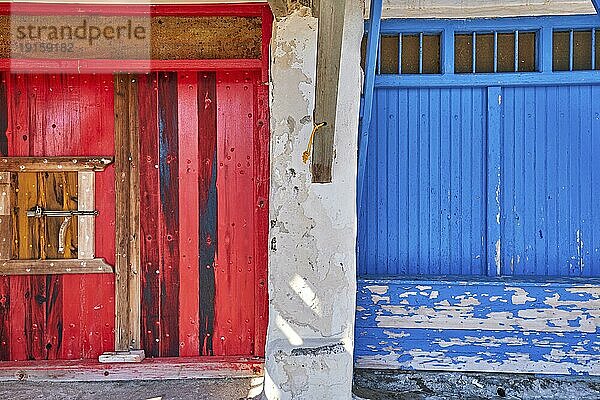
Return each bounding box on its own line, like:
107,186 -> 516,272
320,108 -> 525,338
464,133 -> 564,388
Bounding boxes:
356,15 -> 600,375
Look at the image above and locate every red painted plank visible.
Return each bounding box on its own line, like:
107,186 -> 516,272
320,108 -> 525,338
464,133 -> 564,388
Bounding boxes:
139,73 -> 161,358
177,72 -> 200,357
0,59 -> 263,75
214,71 -> 256,356
0,72 -> 9,361
157,72 -> 180,357
253,80 -> 270,357
8,74 -> 30,362
198,72 -> 218,356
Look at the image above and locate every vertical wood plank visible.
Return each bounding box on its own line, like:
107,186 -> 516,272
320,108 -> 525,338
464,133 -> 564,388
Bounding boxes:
128,76 -> 142,352
138,73 -> 160,358
0,71 -> 8,360
177,72 -> 200,357
8,74 -> 29,361
253,78 -> 269,357
198,72 -> 217,356
311,0 -> 347,183
214,71 -> 256,356
78,172 -> 95,260
487,86 -> 502,277
113,74 -> 138,351
157,72 -> 180,357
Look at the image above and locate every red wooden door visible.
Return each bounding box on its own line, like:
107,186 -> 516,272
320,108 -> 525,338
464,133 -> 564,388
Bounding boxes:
138,70 -> 269,358
0,73 -> 116,360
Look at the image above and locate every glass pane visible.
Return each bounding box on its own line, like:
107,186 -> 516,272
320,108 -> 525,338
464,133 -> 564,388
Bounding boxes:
497,33 -> 515,72
401,34 -> 420,74
475,33 -> 494,73
518,31 -> 536,72
455,34 -> 473,73
380,35 -> 399,74
422,34 -> 440,74
553,31 -> 570,71
597,30 -> 600,70
573,30 -> 592,70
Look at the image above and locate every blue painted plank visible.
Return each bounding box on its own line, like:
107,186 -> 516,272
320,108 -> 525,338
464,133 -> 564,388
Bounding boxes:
461,89 -> 472,274
439,89 -> 451,275
487,87 -> 502,277
418,89 -> 430,273
387,89 -> 399,275
407,88 -> 420,275
534,88 -> 547,275
580,85 -> 593,277
449,88 -> 462,274
375,71 -> 600,88
428,89 -> 441,276
592,86 -> 600,276
357,0 -> 383,211
355,327 -> 600,374
376,89 -> 388,276
545,86 -> 559,277
398,89 -> 409,275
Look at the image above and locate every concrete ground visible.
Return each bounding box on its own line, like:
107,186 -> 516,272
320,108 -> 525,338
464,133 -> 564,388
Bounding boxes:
353,369 -> 600,400
0,378 -> 263,400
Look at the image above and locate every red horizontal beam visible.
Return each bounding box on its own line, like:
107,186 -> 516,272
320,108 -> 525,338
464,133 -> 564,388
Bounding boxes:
0,58 -> 263,73
0,2 -> 269,16
0,356 -> 264,381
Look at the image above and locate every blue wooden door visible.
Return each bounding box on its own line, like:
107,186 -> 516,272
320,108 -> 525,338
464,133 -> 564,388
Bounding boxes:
359,84 -> 600,278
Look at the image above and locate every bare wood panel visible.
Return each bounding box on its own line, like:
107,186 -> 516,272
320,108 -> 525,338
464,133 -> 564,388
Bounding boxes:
0,259 -> 113,275
0,157 -> 113,172
114,74 -> 133,351
13,173 -> 40,260
311,0 -> 346,183
78,172 -> 95,260
0,15 -> 261,60
0,172 -> 11,260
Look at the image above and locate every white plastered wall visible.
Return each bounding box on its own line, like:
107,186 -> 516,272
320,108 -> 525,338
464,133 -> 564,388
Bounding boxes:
263,1 -> 363,399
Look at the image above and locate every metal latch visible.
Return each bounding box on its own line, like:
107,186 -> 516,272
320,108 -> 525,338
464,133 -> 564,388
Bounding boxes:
26,206 -> 99,254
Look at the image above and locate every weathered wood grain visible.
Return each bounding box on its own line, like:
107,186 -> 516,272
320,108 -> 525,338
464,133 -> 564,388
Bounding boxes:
77,172 -> 95,260
138,73 -> 161,358
0,259 -> 113,276
356,279 -> 600,375
198,72 -> 217,356
157,72 -> 180,357
0,157 -> 113,172
127,76 -> 142,352
253,83 -> 269,357
311,0 -> 346,183
113,74 -> 134,351
1,15 -> 262,60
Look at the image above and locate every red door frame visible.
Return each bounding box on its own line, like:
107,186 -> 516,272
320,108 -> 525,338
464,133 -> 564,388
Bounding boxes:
0,2 -> 272,376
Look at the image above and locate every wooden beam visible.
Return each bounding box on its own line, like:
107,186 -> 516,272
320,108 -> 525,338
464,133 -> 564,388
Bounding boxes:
593,0 -> 600,14
0,357 -> 263,382
113,74 -> 142,353
0,259 -> 113,276
0,157 -> 113,172
311,0 -> 346,183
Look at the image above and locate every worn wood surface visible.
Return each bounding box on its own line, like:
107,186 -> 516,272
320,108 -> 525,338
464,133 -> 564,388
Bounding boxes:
177,72 -> 200,357
198,72 -> 217,356
356,279 -> 600,374
77,172 -> 94,260
1,15 -> 262,60
0,259 -> 113,275
157,72 -> 180,357
0,356 -> 263,381
113,74 -> 139,352
311,0 -> 346,183
138,73 -> 161,358
0,157 -> 112,172
0,74 -> 116,361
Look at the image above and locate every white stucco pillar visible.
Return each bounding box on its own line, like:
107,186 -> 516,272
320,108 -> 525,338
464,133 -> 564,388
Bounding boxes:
264,1 -> 363,399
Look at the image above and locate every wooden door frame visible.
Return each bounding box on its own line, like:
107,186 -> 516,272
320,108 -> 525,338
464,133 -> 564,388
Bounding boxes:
0,2 -> 273,362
